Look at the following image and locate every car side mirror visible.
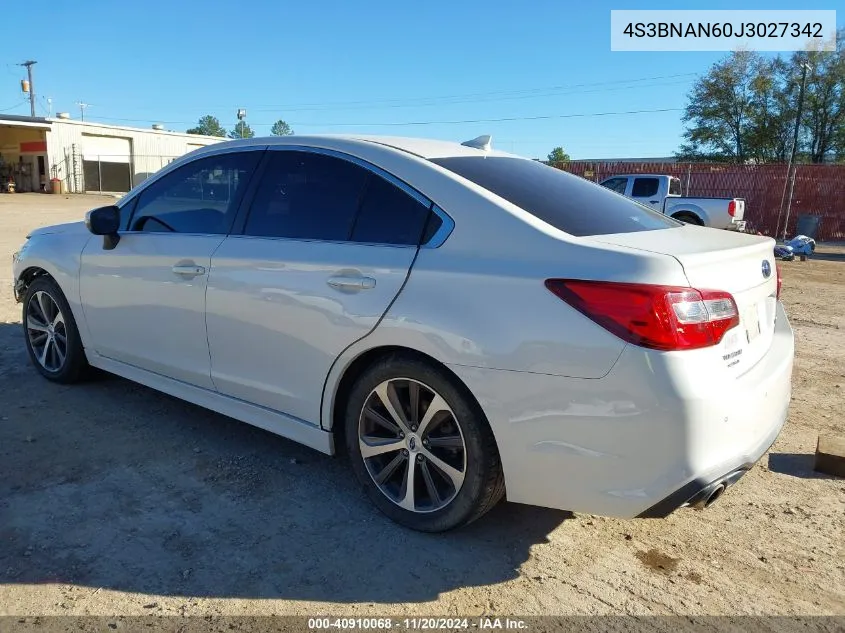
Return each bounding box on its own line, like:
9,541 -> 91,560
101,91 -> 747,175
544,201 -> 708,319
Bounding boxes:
85,205 -> 121,250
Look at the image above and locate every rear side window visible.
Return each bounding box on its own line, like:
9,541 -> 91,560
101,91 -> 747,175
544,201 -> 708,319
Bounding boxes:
669,178 -> 682,196
244,151 -> 368,241
631,177 -> 659,198
601,177 -> 628,195
351,174 -> 432,245
431,157 -> 679,237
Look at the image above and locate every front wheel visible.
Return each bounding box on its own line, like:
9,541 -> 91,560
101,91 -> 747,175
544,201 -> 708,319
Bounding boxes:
345,356 -> 504,532
22,276 -> 89,383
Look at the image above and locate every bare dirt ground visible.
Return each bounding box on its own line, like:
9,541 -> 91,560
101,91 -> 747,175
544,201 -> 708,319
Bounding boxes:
0,193 -> 843,617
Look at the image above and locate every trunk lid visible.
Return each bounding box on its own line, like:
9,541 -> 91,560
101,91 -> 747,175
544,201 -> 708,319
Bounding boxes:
589,225 -> 778,375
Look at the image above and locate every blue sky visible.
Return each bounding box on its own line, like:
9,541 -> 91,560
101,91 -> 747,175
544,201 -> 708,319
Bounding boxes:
1,0 -> 841,159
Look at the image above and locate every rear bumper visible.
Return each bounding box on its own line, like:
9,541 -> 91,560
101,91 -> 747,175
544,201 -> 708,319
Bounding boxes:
448,302 -> 794,518
726,220 -> 747,232
636,410 -> 784,517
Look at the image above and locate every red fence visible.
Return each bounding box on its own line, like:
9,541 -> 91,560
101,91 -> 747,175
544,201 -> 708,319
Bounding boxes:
554,162 -> 845,242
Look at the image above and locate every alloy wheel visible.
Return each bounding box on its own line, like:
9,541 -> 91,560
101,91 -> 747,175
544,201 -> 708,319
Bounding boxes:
358,378 -> 467,513
26,290 -> 68,372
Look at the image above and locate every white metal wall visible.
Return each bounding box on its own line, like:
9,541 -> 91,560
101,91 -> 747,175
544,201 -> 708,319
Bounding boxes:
46,120 -> 223,192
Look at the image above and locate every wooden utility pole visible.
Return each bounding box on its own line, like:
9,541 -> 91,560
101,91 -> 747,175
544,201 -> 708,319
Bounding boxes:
19,60 -> 37,117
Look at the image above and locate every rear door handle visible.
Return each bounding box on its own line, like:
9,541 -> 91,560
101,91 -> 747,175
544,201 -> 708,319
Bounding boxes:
327,275 -> 376,291
172,264 -> 206,276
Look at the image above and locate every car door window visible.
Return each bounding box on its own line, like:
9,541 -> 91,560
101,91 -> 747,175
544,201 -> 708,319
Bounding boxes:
244,151 -> 369,241
601,177 -> 628,195
128,151 -> 261,234
351,173 -> 433,246
631,177 -> 659,198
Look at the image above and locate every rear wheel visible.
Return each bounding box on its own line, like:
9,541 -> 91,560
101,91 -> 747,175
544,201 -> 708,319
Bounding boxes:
345,355 -> 504,532
673,212 -> 703,226
22,277 -> 89,383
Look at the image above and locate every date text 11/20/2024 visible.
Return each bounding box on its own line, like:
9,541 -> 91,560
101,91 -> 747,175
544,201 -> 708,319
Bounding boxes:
308,618 -> 529,630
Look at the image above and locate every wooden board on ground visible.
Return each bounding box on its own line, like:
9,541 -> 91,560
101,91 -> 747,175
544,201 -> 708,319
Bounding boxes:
815,436 -> 845,478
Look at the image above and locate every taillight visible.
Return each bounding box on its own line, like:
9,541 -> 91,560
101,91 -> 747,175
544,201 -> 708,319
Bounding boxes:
728,201 -> 736,217
545,280 -> 740,351
776,263 -> 782,299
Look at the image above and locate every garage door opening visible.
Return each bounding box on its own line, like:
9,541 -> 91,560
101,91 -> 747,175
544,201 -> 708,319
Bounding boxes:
82,134 -> 132,193
0,120 -> 49,193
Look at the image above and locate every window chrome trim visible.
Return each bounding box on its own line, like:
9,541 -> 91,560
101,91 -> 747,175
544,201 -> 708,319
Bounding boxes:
222,234 -> 418,249
425,205 -> 454,249
267,144 -> 431,208
266,145 -> 454,248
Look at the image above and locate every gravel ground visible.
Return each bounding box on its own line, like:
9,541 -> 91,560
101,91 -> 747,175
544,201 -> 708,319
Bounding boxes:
1,193 -> 843,617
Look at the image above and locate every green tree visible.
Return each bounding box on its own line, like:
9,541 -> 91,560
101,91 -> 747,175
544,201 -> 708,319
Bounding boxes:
271,119 -> 294,136
679,35 -> 845,164
228,121 -> 255,139
186,115 -> 227,137
745,57 -> 795,162
795,29 -> 845,163
547,146 -> 570,163
679,51 -> 764,162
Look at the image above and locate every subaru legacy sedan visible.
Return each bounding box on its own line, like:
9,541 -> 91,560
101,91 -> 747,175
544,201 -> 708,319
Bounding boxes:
12,135 -> 794,532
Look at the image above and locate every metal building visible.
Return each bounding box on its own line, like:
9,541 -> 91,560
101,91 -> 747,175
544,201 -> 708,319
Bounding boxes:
0,114 -> 223,194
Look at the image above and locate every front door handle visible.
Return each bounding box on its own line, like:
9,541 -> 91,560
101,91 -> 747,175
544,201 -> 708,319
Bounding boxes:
649,200 -> 660,204
327,275 -> 376,291
172,264 -> 206,277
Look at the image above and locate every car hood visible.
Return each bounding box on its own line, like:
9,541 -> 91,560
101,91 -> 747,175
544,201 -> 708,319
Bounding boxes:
27,221 -> 88,239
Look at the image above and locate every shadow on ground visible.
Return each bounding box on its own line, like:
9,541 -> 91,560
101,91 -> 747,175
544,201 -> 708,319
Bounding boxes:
0,323 -> 569,603
768,452 -> 838,480
800,251 -> 845,263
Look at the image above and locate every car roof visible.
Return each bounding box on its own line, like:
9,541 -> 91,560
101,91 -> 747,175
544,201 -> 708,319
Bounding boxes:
208,134 -> 521,160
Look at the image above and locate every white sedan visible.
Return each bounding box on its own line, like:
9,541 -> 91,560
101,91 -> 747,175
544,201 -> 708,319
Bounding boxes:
12,134 -> 794,532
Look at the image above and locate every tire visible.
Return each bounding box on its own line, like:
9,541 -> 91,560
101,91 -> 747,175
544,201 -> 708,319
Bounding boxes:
673,212 -> 703,226
345,354 -> 505,532
22,276 -> 89,384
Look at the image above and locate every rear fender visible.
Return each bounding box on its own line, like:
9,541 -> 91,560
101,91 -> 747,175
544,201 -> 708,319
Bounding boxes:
670,203 -> 709,226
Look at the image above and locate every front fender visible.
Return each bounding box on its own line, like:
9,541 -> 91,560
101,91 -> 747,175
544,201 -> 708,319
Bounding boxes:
13,232 -> 94,349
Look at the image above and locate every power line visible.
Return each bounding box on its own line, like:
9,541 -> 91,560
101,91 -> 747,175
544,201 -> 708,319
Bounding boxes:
82,106 -> 684,128
243,72 -> 699,110
73,71 -> 699,115
300,107 -> 685,127
0,100 -> 28,113
249,79 -> 694,113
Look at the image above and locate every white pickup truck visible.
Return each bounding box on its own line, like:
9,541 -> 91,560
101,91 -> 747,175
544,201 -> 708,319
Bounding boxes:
599,174 -> 746,231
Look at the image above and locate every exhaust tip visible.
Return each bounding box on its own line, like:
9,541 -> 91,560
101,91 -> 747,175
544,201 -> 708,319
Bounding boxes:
689,482 -> 728,510
703,484 -> 725,508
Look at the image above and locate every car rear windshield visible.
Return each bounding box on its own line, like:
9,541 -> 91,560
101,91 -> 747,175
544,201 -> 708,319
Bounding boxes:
430,157 -> 681,237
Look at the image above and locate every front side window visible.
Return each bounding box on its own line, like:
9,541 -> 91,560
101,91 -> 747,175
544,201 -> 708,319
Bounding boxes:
631,177 -> 660,198
431,157 -> 680,237
128,151 -> 261,234
244,151 -> 369,241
